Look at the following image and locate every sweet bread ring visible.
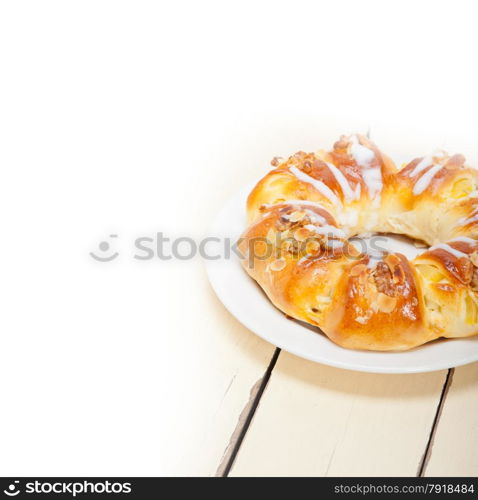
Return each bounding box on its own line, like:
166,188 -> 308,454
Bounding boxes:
239,134 -> 478,351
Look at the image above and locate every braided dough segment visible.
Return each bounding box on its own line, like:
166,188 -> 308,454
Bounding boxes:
239,202 -> 354,330
246,135 -> 397,234
413,238 -> 478,339
322,253 -> 430,351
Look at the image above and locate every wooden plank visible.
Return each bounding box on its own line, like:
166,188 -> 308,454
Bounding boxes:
425,363 -> 478,476
156,268 -> 277,476
230,351 -> 447,477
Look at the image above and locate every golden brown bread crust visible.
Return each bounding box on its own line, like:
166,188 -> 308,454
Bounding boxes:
240,134 -> 478,351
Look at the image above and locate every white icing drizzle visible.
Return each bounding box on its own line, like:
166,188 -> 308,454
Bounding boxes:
457,206 -> 478,226
409,156 -> 432,177
262,200 -> 327,210
304,223 -> 346,239
325,162 -> 356,202
468,190 -> 478,198
413,164 -> 445,195
326,240 -> 344,248
366,251 -> 383,268
362,168 -> 383,203
289,166 -> 341,206
429,243 -> 469,259
349,135 -> 382,203
281,208 -> 327,226
305,209 -> 327,225
349,135 -> 375,167
450,236 -> 477,245
458,213 -> 478,227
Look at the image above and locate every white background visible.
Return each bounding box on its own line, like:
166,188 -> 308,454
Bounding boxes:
1,0 -> 478,475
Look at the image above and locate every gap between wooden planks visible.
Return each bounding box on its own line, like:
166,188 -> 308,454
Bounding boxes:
217,350 -> 475,477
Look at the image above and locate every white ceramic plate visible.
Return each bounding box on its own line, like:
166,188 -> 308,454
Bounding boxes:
205,183 -> 478,374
